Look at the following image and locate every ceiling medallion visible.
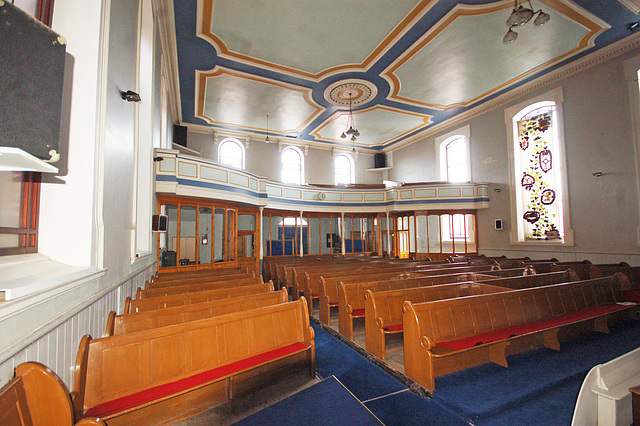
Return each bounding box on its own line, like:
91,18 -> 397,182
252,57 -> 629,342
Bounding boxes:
324,80 -> 377,107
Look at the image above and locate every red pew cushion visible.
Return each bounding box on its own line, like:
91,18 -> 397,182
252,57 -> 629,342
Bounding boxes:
83,342 -> 309,419
436,304 -> 629,351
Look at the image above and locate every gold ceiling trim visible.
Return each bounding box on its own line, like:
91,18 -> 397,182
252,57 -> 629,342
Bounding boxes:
195,67 -> 324,134
197,0 -> 437,82
309,105 -> 432,146
383,0 -> 610,110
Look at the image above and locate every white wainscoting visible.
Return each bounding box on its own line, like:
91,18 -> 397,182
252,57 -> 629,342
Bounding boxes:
0,265 -> 155,389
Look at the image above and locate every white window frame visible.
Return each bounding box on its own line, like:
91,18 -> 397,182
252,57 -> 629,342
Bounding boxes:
505,87 -> 574,246
334,153 -> 355,185
218,138 -> 245,169
281,146 -> 304,185
435,125 -> 471,182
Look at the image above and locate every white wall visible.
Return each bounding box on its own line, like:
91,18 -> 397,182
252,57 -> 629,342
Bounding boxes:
390,48 -> 640,264
1,0 -> 168,388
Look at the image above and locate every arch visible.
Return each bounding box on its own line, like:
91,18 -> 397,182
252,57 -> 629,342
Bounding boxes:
505,88 -> 573,245
281,146 -> 304,185
218,138 -> 245,169
335,153 -> 355,185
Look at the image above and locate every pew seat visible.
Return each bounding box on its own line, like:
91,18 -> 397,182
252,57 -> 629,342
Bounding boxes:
73,299 -> 315,424
403,274 -> 638,392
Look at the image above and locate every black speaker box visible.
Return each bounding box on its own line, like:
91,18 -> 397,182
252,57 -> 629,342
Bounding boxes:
152,214 -> 168,232
173,125 -> 187,147
374,153 -> 386,169
0,2 -> 66,160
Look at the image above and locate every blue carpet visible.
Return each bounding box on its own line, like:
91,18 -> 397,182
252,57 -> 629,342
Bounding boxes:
433,319 -> 640,424
234,376 -> 383,426
312,322 -> 406,401
312,322 -> 469,425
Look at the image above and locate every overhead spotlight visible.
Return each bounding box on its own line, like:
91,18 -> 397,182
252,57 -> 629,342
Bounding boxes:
121,90 -> 141,102
628,22 -> 640,33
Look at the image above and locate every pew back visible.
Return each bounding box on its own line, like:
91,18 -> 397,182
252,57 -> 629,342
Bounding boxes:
74,299 -> 314,422
109,288 -> 288,336
125,282 -> 273,313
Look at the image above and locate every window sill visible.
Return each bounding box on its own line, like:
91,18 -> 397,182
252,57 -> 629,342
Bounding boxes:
0,254 -> 104,301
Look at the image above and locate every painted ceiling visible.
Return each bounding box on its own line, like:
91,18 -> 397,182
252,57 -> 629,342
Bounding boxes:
172,0 -> 640,152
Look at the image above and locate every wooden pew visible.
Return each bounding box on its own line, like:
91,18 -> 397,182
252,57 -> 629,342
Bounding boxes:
318,272 -> 499,326
125,282 -> 273,314
474,270 -> 581,289
590,264 -> 640,286
107,289 -> 288,336
299,261 -> 472,305
403,274 -> 637,392
136,276 -> 264,299
72,299 -> 315,424
363,270 -> 580,361
335,265 -> 506,339
145,270 -> 255,289
151,265 -> 247,282
0,362 -> 102,425
365,282 -> 511,361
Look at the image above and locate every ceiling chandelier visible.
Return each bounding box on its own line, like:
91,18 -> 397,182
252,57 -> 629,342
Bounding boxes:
340,93 -> 360,142
503,0 -> 550,44
265,114 -> 270,143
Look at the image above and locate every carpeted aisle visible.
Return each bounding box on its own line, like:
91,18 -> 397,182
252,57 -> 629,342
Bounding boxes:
236,317 -> 640,425
311,322 -> 469,425
432,319 -> 640,425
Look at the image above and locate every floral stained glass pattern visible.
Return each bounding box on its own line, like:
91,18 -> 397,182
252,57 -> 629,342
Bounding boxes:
517,110 -> 562,241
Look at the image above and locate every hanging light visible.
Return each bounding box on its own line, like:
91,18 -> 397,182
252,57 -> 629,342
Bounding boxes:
503,0 -> 550,44
340,93 -> 360,142
265,114 -> 271,143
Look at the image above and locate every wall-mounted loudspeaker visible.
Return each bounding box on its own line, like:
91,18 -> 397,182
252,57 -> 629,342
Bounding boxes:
374,153 -> 386,169
495,219 -> 503,231
173,125 -> 187,147
152,214 -> 168,232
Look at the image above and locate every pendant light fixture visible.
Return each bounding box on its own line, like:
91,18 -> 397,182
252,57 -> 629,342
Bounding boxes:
340,93 -> 360,142
265,114 -> 271,143
503,0 -> 550,44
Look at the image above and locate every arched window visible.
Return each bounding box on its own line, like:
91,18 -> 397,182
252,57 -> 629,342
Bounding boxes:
436,125 -> 470,182
335,153 -> 354,185
281,146 -> 304,185
218,138 -> 245,169
506,88 -> 572,244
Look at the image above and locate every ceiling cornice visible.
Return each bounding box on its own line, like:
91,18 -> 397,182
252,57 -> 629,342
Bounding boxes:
384,30 -> 640,153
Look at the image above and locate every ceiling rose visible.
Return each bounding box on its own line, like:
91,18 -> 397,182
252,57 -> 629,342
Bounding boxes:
325,80 -> 377,107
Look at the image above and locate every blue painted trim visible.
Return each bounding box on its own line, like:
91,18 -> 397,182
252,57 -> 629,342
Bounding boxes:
157,175 -> 268,199
157,175 -> 490,208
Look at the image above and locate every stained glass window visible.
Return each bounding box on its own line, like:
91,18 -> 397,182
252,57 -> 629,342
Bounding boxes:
513,102 -> 564,241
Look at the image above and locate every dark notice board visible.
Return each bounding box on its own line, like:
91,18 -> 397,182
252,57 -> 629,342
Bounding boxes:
0,2 -> 66,160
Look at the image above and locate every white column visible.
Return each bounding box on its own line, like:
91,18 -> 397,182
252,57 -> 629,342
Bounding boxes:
386,212 -> 391,257
341,212 -> 346,256
259,207 -> 264,261
299,211 -> 304,257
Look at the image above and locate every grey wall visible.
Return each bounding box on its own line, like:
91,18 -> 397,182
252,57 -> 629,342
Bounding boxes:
390,49 -> 640,264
